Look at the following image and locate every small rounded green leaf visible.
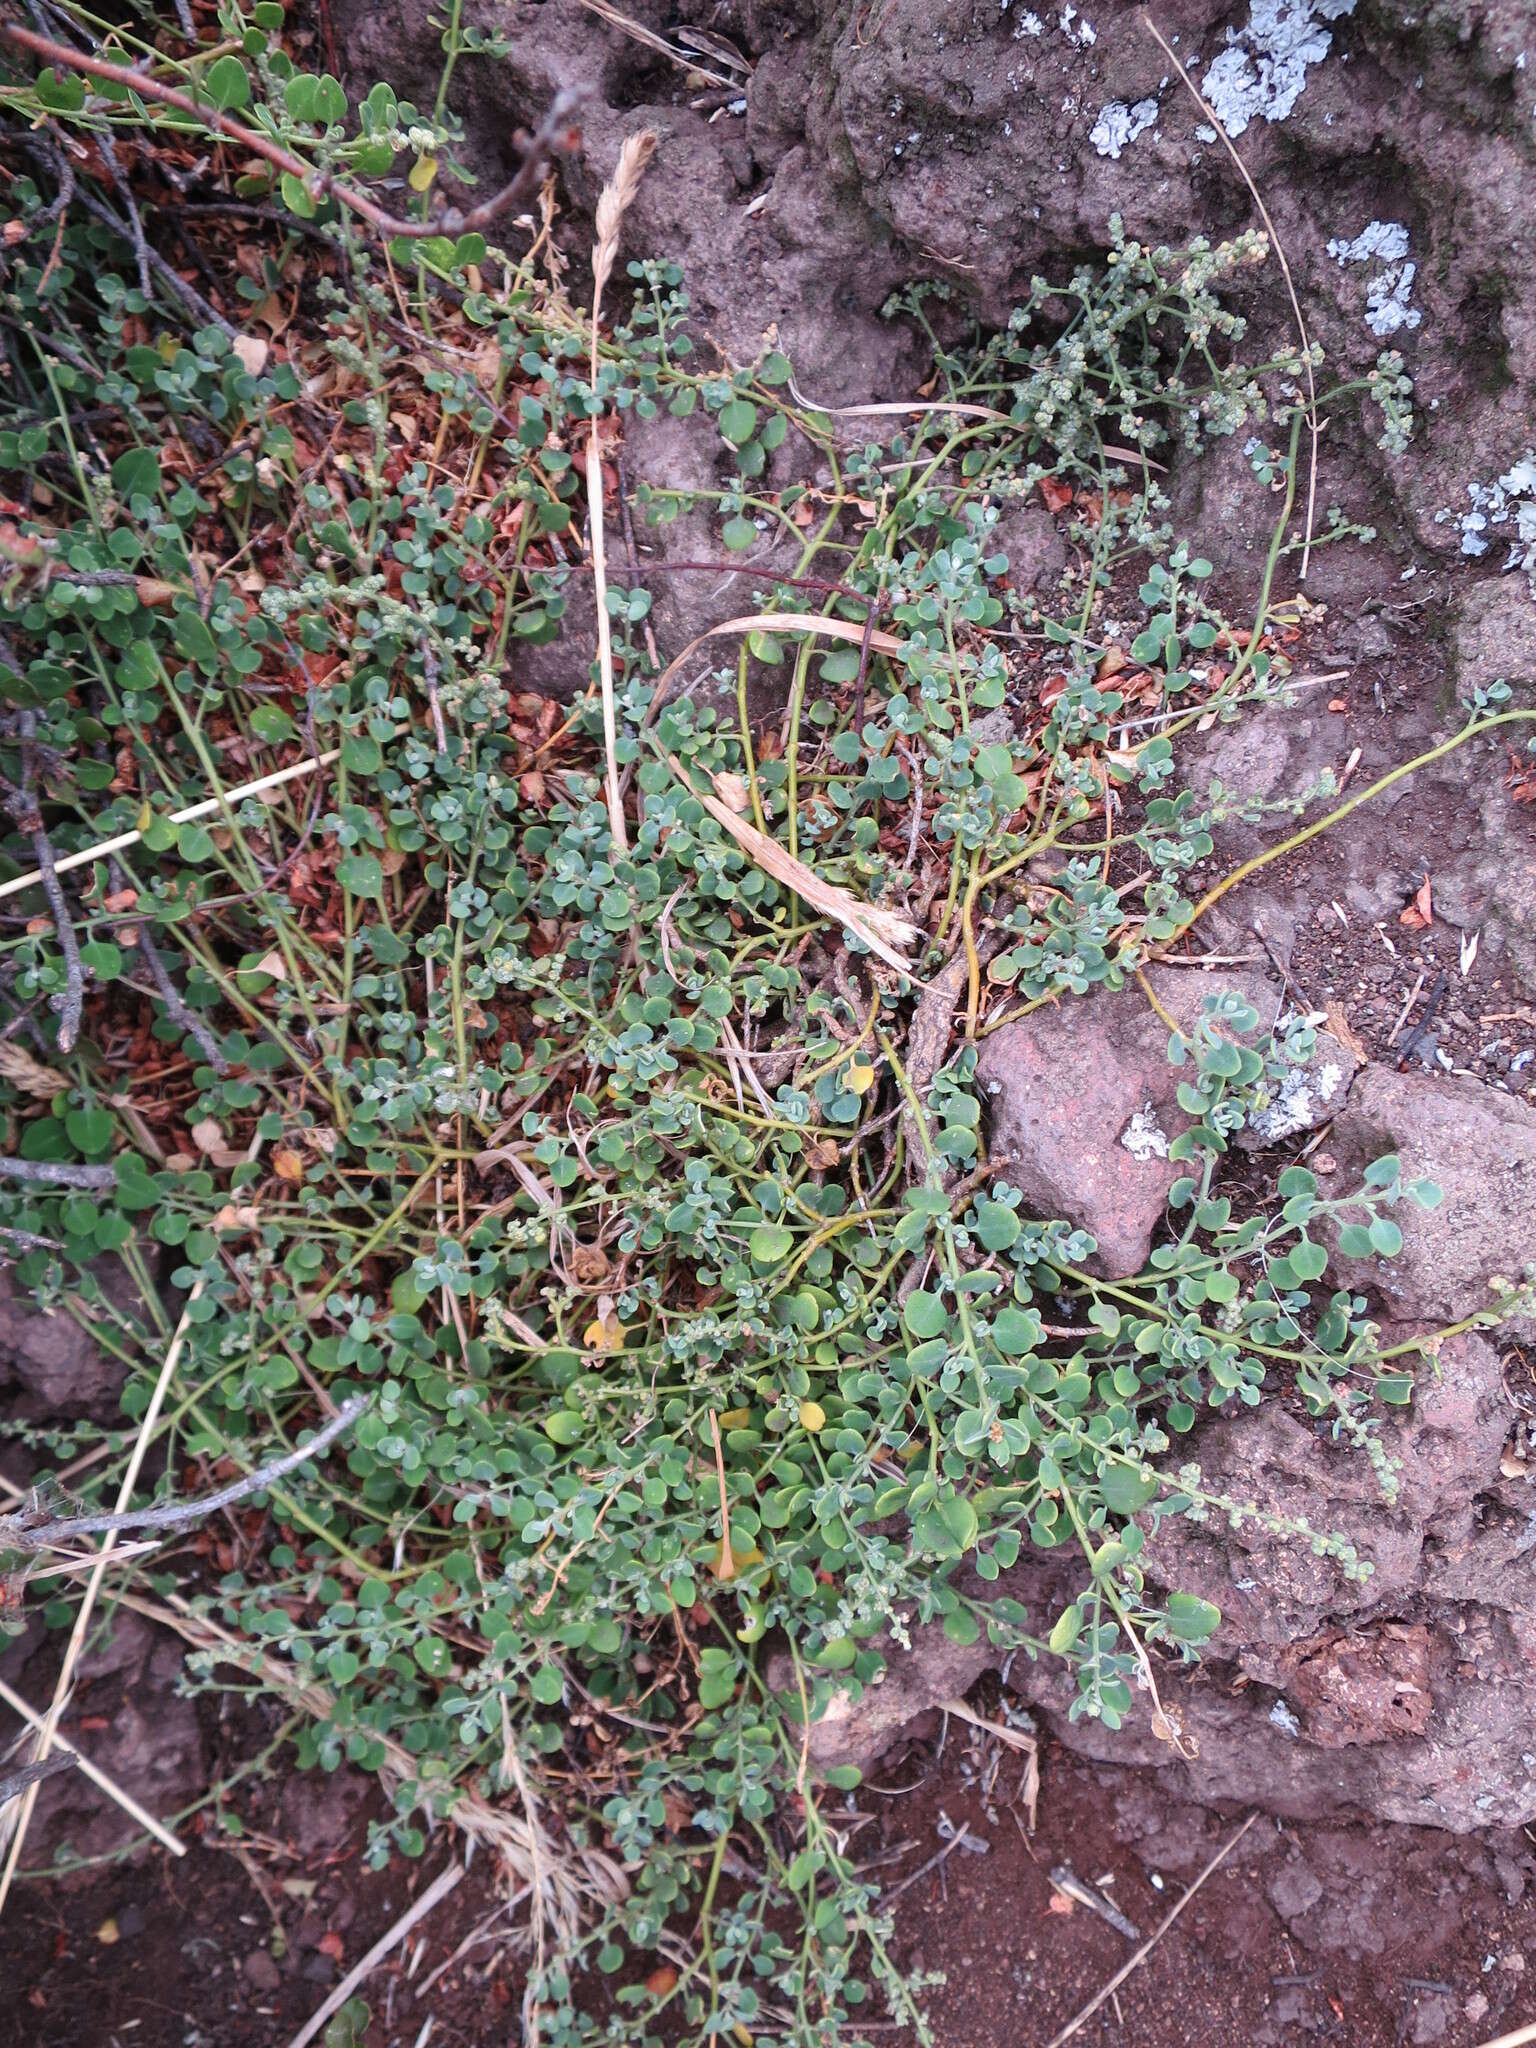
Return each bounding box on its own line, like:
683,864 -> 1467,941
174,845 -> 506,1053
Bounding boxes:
717,398 -> 758,446
749,1222 -> 793,1266
903,1290 -> 946,1340
974,1199 -> 1020,1252
204,55 -> 251,109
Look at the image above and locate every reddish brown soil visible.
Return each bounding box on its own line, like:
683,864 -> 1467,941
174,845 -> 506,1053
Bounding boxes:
7,1704 -> 1535,2048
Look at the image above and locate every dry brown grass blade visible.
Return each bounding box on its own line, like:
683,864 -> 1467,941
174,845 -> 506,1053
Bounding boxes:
590,130 -> 658,854
642,610 -> 909,724
0,750 -> 339,905
1142,10 -> 1319,576
0,1673 -> 185,1856
666,753 -> 922,978
1046,1811 -> 1259,2047
575,0 -> 744,92
0,1282 -> 203,1917
783,381 -> 1164,470
286,1861 -> 464,2048
0,1044 -> 67,1098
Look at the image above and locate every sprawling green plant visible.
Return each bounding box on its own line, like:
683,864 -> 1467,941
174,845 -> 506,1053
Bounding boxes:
0,10 -> 1520,2043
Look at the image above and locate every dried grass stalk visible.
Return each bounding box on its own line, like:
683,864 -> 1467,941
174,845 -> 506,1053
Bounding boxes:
642,610 -> 908,723
668,755 -> 922,978
0,1044 -> 67,1098
0,1283 -> 204,1916
120,1590 -> 626,1944
589,130 -> 658,854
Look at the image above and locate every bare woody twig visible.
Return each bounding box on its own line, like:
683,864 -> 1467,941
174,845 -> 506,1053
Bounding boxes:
1,1394 -> 370,1552
97,131 -> 152,301
1045,1812 -> 1259,2048
0,27 -> 584,242
15,712 -> 83,1054
109,860 -> 229,1074
0,1224 -> 64,1253
0,1754 -> 76,1808
0,1159 -> 116,1188
0,1676 -> 184,1855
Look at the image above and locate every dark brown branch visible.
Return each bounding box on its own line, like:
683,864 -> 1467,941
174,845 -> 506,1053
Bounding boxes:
97,131 -> 151,301
3,1395 -> 371,1551
69,181 -> 237,339
0,1753 -> 77,1805
109,860 -> 229,1075
0,26 -> 584,241
16,712 -> 83,1055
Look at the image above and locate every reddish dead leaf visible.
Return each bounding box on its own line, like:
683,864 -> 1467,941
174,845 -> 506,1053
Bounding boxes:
644,1966 -> 679,1998
317,1931 -> 345,1963
1504,748 -> 1536,803
1328,696 -> 1349,712
102,888 -> 138,913
0,519 -> 46,567
272,1147 -> 305,1182
1038,476 -> 1073,514
1399,876 -> 1433,930
1047,1891 -> 1076,1917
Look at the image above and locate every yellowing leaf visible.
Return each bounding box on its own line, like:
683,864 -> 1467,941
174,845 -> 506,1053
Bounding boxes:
797,1400 -> 826,1433
843,1055 -> 876,1095
717,1407 -> 751,1430
408,155 -> 438,193
583,1296 -> 626,1353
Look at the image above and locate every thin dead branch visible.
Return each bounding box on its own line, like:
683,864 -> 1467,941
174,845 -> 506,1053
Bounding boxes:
1,1395 -> 370,1553
0,1674 -> 184,1856
0,1158 -> 115,1189
0,1283 -> 204,1916
1045,1812 -> 1259,2047
0,1753 -> 75,1807
14,711 -> 83,1053
110,860 -> 230,1075
0,27 -> 584,243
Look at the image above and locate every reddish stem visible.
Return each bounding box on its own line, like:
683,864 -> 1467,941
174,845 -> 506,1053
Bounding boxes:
0,23 -> 582,240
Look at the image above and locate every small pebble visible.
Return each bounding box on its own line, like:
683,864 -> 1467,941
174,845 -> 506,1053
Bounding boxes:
243,1951 -> 282,1994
